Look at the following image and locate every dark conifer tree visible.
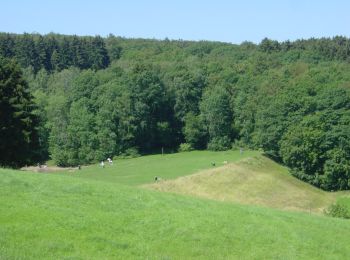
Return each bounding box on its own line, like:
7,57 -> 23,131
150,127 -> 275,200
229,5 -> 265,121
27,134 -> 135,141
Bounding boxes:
89,36 -> 110,70
14,33 -> 38,71
0,33 -> 15,58
36,35 -> 51,71
0,58 -> 41,167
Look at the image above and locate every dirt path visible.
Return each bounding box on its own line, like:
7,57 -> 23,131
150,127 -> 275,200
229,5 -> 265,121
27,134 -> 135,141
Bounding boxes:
21,165 -> 78,173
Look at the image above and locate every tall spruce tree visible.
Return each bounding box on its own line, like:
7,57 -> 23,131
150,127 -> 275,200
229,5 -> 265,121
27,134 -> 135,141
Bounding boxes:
0,57 -> 40,167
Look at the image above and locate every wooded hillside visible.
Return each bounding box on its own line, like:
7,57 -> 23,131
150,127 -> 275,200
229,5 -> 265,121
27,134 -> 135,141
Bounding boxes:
1,33 -> 350,190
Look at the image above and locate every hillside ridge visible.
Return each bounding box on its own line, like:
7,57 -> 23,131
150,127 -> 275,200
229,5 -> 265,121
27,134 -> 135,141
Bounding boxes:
145,155 -> 346,214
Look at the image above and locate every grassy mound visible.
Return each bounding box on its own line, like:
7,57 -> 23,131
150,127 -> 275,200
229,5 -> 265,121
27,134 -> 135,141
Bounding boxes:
146,155 -> 350,214
1,167 -> 350,258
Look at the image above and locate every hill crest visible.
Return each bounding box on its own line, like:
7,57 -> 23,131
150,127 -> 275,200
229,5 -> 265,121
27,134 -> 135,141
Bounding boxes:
145,155 -> 339,214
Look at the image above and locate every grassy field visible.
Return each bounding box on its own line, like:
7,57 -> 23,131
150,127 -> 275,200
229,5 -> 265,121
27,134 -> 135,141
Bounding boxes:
1,150 -> 350,259
66,150 -> 259,185
146,155 -> 345,214
1,167 -> 350,259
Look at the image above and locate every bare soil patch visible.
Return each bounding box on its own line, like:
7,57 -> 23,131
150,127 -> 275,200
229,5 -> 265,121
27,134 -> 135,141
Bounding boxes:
21,165 -> 77,173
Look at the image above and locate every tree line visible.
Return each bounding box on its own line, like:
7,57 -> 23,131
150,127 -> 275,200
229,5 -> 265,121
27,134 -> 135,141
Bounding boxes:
1,33 -> 350,191
0,33 -> 111,72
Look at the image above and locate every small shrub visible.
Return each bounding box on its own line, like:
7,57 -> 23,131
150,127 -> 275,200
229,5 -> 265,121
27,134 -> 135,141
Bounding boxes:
179,143 -> 193,152
324,203 -> 350,219
118,147 -> 141,159
207,136 -> 231,151
231,140 -> 251,151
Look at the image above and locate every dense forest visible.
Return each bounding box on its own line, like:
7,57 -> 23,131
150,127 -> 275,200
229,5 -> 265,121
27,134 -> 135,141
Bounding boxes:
1,32 -> 350,191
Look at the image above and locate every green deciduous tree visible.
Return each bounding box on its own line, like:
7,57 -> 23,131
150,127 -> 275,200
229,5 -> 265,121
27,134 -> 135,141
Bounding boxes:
200,86 -> 233,150
183,112 -> 207,149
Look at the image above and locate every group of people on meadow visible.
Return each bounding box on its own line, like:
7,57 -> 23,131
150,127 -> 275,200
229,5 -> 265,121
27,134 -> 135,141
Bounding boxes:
100,157 -> 113,168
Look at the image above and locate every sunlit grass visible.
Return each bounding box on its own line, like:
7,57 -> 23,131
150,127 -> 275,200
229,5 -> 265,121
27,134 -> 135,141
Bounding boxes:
67,150 -> 259,185
1,151 -> 350,258
146,155 -> 341,214
1,168 -> 350,259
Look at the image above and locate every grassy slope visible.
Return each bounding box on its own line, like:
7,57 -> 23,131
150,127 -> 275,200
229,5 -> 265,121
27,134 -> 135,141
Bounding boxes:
337,195 -> 350,210
146,155 -> 345,214
67,150 -> 259,185
1,168 -> 350,259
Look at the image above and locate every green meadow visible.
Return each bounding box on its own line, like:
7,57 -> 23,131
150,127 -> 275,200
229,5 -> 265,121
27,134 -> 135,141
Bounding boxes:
1,151 -> 350,259
68,150 -> 259,185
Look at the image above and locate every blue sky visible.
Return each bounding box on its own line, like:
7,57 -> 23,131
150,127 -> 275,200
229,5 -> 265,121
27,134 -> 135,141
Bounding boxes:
1,0 -> 349,43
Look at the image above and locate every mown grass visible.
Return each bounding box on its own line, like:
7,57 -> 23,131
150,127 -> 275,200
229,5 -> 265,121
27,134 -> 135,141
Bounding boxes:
1,168 -> 350,259
66,150 -> 259,185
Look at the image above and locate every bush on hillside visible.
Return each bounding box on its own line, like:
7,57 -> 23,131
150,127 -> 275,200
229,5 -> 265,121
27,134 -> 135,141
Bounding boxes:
207,136 -> 231,151
117,147 -> 140,159
324,203 -> 350,219
178,143 -> 193,152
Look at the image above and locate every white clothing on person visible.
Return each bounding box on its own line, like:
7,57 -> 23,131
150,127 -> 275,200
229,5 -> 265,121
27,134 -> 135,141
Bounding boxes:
107,158 -> 113,165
